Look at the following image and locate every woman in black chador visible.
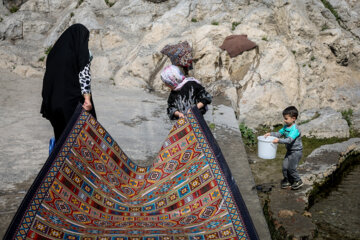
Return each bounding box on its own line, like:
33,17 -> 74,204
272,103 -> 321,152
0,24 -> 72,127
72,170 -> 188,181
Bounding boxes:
40,23 -> 96,142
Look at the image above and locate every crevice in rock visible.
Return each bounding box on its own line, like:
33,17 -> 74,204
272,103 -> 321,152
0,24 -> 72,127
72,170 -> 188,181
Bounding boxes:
147,56 -> 167,91
320,0 -> 360,41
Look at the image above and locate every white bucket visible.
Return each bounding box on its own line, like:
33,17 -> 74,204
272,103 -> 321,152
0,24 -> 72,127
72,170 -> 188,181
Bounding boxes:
257,136 -> 278,159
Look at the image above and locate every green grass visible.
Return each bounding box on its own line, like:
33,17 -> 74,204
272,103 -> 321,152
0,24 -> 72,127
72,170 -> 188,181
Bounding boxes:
311,56 -> 316,61
70,12 -> 74,17
209,123 -> 216,131
38,56 -> 45,62
211,21 -> 219,26
10,6 -> 19,13
0,17 -> 3,22
191,18 -> 198,23
321,23 -> 329,31
232,21 -> 240,31
320,0 -> 340,22
262,36 -> 268,41
45,46 -> 52,55
292,50 -> 296,55
341,109 -> 353,127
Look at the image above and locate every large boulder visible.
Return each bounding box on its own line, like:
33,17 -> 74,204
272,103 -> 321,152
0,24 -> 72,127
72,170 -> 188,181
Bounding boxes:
299,107 -> 350,138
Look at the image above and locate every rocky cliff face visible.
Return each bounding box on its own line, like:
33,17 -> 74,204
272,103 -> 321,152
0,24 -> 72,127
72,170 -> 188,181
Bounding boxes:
1,0 -> 359,134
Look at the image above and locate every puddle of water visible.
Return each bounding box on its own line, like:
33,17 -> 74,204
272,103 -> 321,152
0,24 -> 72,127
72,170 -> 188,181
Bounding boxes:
310,163 -> 360,240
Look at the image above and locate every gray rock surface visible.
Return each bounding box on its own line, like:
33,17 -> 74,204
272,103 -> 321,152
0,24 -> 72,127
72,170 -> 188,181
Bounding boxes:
0,0 -> 359,130
299,107 -> 350,138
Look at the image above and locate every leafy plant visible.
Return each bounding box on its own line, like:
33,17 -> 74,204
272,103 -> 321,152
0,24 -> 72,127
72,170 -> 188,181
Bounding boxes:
211,21 -> 219,26
209,123 -> 216,131
191,18 -> 198,23
311,56 -> 316,61
262,36 -> 268,41
341,109 -> 353,127
45,46 -> 52,55
38,56 -> 45,62
10,6 -> 19,13
292,50 -> 296,55
0,17 -> 3,22
239,123 -> 257,149
70,12 -> 74,17
232,21 -> 240,31
105,0 -> 115,7
321,23 -> 329,31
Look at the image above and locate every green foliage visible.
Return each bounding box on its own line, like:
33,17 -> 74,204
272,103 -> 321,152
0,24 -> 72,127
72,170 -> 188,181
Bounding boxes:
105,0 -> 115,7
320,0 -> 340,22
10,6 -> 19,13
262,36 -> 268,41
311,56 -> 316,61
45,46 -> 52,55
70,12 -> 74,17
191,18 -> 198,23
209,123 -> 216,131
38,56 -> 45,62
292,50 -> 296,55
239,123 -> 257,149
76,0 -> 84,8
231,21 -> 240,31
0,17 -> 3,22
321,23 -> 329,31
211,21 -> 219,26
341,109 -> 353,127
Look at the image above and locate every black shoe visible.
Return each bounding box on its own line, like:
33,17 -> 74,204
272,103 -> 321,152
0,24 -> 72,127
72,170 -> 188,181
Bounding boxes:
281,179 -> 291,189
291,180 -> 303,190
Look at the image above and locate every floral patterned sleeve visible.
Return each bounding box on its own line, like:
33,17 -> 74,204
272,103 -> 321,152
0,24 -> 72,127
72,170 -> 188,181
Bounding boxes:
79,62 -> 91,95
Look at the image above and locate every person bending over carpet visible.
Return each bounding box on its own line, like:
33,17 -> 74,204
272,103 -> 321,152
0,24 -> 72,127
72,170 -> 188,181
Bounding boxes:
161,65 -> 212,120
40,23 -> 96,143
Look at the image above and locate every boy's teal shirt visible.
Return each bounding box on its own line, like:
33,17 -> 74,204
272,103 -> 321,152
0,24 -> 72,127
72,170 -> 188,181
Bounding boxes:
279,124 -> 300,140
271,123 -> 303,151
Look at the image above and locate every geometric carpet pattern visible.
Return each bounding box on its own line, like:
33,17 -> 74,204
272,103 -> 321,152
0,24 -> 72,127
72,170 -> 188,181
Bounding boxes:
5,105 -> 259,240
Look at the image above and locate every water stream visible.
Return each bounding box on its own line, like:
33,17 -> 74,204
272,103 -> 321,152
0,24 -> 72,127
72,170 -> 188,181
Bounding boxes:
310,163 -> 360,240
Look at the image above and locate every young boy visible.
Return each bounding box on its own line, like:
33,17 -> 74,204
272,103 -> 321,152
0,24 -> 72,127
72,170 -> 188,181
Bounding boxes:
160,65 -> 212,120
264,106 -> 303,190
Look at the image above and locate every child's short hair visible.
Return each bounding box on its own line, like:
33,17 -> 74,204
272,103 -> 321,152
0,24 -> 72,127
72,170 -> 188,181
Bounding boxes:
282,106 -> 298,119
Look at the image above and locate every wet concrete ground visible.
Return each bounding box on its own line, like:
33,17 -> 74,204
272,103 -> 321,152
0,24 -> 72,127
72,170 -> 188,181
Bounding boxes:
0,68 -> 271,239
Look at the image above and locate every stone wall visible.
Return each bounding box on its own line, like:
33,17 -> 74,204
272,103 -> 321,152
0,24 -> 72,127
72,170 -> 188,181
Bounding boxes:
0,0 -> 359,133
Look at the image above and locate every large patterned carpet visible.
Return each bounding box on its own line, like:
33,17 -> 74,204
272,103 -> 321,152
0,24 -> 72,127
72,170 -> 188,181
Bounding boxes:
5,105 -> 259,240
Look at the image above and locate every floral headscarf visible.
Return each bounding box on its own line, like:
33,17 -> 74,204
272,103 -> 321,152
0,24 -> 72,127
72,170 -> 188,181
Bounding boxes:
161,65 -> 201,91
160,41 -> 193,67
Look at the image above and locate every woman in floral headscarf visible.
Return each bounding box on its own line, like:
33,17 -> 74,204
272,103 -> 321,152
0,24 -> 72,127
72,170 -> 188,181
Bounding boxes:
161,65 -> 212,120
